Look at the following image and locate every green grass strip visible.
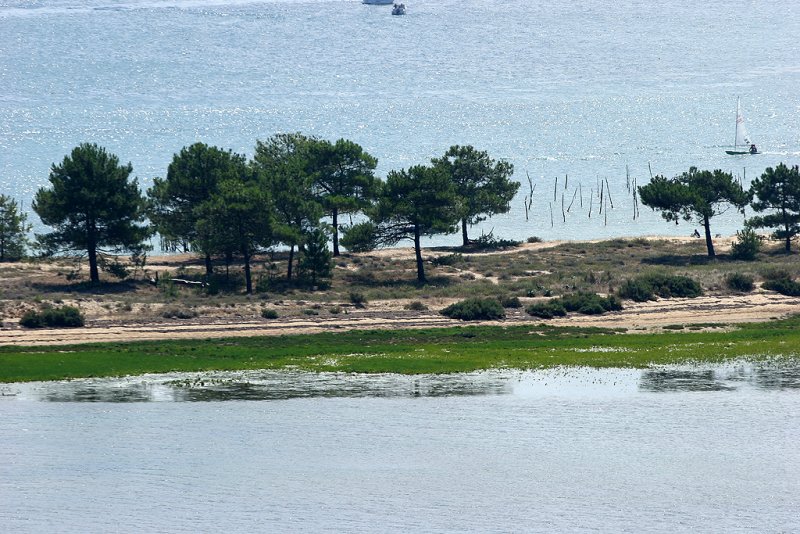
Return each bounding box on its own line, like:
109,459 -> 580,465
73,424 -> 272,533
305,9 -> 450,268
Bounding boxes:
1,317 -> 799,383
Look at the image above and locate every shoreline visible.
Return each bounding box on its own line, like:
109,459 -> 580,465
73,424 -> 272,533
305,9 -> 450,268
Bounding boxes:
1,317 -> 799,383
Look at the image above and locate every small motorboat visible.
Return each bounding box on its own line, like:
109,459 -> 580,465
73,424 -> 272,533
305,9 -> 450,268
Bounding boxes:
391,3 -> 406,15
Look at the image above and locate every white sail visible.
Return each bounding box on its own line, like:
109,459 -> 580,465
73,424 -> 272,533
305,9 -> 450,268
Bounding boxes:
734,97 -> 751,147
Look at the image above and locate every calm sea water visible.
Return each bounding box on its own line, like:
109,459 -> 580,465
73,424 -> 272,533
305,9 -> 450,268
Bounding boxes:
2,0 -> 800,243
2,364 -> 799,532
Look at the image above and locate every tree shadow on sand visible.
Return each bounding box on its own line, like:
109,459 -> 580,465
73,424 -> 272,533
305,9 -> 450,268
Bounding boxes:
642,254 -> 717,267
30,279 -> 146,295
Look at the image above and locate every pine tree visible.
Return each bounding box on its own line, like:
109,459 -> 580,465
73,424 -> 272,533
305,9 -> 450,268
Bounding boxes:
0,195 -> 31,261
33,144 -> 150,282
748,163 -> 800,252
431,145 -> 518,247
638,167 -> 750,257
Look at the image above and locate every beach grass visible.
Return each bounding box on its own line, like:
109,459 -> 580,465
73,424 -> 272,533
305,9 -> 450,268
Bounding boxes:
1,315 -> 798,383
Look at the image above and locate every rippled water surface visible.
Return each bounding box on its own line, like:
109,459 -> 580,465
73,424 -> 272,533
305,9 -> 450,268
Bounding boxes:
2,363 -> 799,532
2,0 -> 800,242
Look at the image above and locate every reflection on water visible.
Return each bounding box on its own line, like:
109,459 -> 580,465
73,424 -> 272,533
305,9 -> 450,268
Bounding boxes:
4,371 -> 514,403
639,359 -> 800,392
2,358 -> 800,402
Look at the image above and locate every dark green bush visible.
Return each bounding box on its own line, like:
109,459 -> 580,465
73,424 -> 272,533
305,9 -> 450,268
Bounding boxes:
341,222 -> 377,253
763,278 -> 800,297
441,298 -> 506,321
470,231 -> 521,250
19,305 -> 85,328
725,272 -> 754,292
618,273 -> 702,301
559,292 -> 623,314
525,300 -> 567,319
404,300 -> 428,311
499,295 -> 522,308
729,229 -> 761,261
617,278 -> 654,301
349,291 -> 367,307
261,308 -> 279,319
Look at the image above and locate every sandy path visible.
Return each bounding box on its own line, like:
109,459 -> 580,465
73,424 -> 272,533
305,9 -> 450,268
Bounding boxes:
1,292 -> 796,347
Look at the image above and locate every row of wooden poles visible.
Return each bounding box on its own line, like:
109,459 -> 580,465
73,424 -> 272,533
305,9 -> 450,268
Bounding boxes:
522,165 -> 642,228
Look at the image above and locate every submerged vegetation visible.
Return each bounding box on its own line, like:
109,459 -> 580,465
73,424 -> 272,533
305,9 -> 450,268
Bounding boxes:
1,316 -> 799,383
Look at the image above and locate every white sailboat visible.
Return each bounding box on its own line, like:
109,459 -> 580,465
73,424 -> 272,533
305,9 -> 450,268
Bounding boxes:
725,97 -> 758,155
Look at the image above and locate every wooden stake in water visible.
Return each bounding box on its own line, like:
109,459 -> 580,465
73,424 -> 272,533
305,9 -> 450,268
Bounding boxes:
524,171 -> 535,221
626,165 -> 631,193
580,182 -> 583,208
567,186 -> 578,212
599,180 -> 604,215
564,174 -> 568,190
588,189 -> 593,218
554,176 -> 558,202
549,202 -> 554,227
605,177 -> 614,209
561,193 -> 566,222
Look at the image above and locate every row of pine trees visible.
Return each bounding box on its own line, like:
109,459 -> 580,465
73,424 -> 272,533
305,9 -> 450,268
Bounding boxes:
0,134 -> 519,290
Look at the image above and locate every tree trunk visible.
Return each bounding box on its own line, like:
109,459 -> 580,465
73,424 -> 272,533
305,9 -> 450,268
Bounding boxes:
784,213 -> 792,252
287,245 -> 295,281
204,253 -> 213,278
703,215 -> 715,257
413,224 -> 425,283
332,208 -> 340,257
242,247 -> 252,294
88,245 -> 99,283
461,218 -> 469,247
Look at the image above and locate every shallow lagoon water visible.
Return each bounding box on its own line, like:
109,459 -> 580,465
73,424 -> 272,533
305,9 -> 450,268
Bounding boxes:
2,362 -> 799,532
3,0 -> 800,243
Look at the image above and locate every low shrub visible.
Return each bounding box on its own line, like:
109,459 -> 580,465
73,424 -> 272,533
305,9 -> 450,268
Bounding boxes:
559,292 -> 623,315
725,272 -> 754,292
441,298 -> 506,321
404,300 -> 428,311
349,291 -> 367,307
761,267 -> 793,282
20,305 -> 85,328
499,295 -> 522,308
470,231 -> 521,251
618,273 -> 702,301
261,308 -> 279,319
526,236 -> 543,244
525,300 -> 567,319
617,278 -> 656,302
729,229 -> 761,261
763,277 -> 800,297
432,253 -> 464,267
162,307 -> 198,319
329,306 -> 342,314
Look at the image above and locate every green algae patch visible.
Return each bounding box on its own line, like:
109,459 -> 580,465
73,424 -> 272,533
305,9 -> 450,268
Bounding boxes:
1,317 -> 799,383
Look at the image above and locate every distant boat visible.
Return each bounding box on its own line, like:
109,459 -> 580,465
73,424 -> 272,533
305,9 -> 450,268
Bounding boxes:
362,0 -> 393,4
725,97 -> 759,155
391,3 -> 406,15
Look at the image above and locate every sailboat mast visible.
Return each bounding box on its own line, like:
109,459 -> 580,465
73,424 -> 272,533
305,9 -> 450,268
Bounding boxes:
734,97 -> 740,148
